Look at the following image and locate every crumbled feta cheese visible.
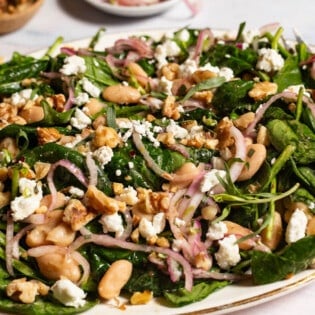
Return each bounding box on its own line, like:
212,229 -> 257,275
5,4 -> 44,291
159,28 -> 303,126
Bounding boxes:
283,84 -> 311,98
285,209 -> 308,244
51,279 -> 86,308
99,212 -> 124,238
215,235 -> 241,270
179,59 -> 198,77
64,134 -> 83,148
174,217 -> 186,228
92,146 -> 113,167
73,92 -> 89,106
60,55 -> 86,76
177,29 -> 190,42
200,169 -> 227,193
128,162 -> 134,169
159,76 -> 173,95
117,186 -> 138,206
139,212 -> 166,240
206,221 -> 227,241
11,178 -> 43,221
115,169 -> 122,176
131,120 -> 160,147
69,186 -> 85,198
116,119 -> 133,129
155,40 -> 181,68
256,48 -> 284,72
11,89 -> 38,106
81,77 -> 101,98
166,119 -> 188,139
70,108 -> 91,130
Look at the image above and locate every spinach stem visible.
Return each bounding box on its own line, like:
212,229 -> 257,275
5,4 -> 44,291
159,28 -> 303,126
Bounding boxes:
295,87 -> 304,121
265,178 -> 277,240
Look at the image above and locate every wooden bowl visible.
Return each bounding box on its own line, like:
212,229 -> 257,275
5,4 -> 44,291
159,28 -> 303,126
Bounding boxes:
0,0 -> 44,35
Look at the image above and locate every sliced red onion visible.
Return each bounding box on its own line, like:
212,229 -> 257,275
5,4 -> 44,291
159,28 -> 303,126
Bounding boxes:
245,91 -> 315,137
167,256 -> 182,282
47,159 -> 88,210
71,250 -> 91,285
193,28 -> 214,63
192,268 -> 245,281
5,213 -> 15,276
27,245 -> 68,257
117,210 -> 133,241
60,46 -> 77,56
12,224 -> 35,259
86,153 -> 98,187
71,233 -> 193,291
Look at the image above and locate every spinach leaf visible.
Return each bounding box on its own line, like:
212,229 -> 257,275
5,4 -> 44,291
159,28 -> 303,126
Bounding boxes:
251,236 -> 315,284
201,44 -> 257,75
211,79 -> 255,115
164,281 -> 229,307
267,119 -> 315,164
83,56 -> 118,87
273,55 -> 302,91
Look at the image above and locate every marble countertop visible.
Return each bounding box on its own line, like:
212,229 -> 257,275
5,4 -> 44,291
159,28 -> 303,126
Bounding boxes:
1,0 -> 315,314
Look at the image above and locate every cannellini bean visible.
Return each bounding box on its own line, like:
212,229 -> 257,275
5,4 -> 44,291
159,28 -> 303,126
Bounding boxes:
237,143 -> 266,181
40,192 -> 67,210
261,211 -> 283,250
102,85 -> 141,104
284,201 -> 312,223
84,98 -> 105,116
98,260 -> 133,300
19,106 -> 44,123
36,253 -> 81,282
45,223 -> 76,247
223,220 -> 257,250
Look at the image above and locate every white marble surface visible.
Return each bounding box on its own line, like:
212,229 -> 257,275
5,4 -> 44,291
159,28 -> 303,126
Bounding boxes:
1,0 -> 315,314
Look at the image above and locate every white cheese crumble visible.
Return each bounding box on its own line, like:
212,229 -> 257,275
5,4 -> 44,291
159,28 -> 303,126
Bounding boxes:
70,108 -> 91,130
11,178 -> 43,221
285,209 -> 308,244
166,119 -> 188,139
11,89 -> 38,106
283,84 -> 311,98
139,212 -> 166,240
68,186 -> 85,198
117,186 -> 139,206
81,77 -> 101,98
73,92 -> 89,106
206,221 -> 227,241
215,235 -> 241,270
51,279 -> 86,308
158,76 -> 173,95
154,40 -> 181,68
99,212 -> 124,238
177,29 -> 190,42
60,55 -> 87,76
200,169 -> 227,193
256,48 -> 284,72
92,146 -> 113,167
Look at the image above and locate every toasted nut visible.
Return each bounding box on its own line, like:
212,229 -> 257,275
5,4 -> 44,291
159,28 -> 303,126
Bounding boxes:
191,70 -> 217,83
307,216 -> 315,235
127,62 -> 149,87
85,185 -> 126,214
92,125 -> 120,149
237,143 -> 266,181
233,112 -> 255,130
261,211 -> 283,250
98,260 -> 133,300
102,85 -> 141,104
130,290 -> 153,305
248,81 -> 278,101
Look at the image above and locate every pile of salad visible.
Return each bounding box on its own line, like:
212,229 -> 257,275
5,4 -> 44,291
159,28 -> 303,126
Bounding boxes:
0,22 -> 315,314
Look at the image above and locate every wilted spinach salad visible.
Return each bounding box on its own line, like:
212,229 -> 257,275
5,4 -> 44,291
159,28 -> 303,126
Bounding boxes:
0,22 -> 315,314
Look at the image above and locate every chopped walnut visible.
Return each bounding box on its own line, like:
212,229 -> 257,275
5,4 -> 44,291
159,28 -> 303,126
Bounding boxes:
92,125 -> 121,149
0,191 -> 10,209
162,95 -> 181,120
194,252 -> 212,270
215,117 -> 234,149
130,290 -> 153,305
191,70 -> 217,83
45,94 -> 66,112
37,127 -> 62,145
233,112 -> 255,130
63,199 -> 96,231
6,278 -> 49,304
248,81 -> 278,101
156,132 -> 176,146
180,129 -> 218,149
134,188 -> 170,214
192,90 -> 214,104
85,185 -> 126,214
34,161 -> 51,180
160,63 -> 180,81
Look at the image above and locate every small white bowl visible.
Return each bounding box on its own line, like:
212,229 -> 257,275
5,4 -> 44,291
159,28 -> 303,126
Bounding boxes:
84,0 -> 181,17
